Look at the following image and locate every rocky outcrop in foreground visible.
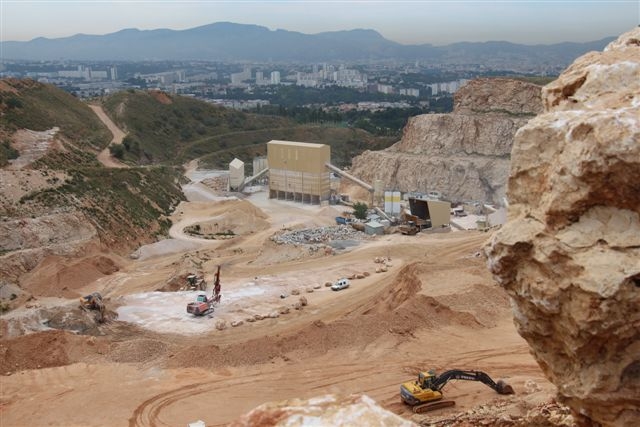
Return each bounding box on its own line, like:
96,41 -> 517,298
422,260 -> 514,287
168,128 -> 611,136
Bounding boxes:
229,394 -> 416,427
343,78 -> 542,204
486,28 -> 640,426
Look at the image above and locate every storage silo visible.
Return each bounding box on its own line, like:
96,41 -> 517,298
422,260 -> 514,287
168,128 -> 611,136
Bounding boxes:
252,156 -> 268,175
229,158 -> 245,190
373,179 -> 383,207
384,190 -> 401,215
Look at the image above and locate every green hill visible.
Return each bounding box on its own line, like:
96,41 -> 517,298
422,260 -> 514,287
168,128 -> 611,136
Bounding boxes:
0,79 -> 111,153
1,79 -> 183,251
102,90 -> 396,171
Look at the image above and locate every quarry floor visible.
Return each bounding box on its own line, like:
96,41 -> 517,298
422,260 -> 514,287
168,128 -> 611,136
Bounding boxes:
0,170 -> 555,427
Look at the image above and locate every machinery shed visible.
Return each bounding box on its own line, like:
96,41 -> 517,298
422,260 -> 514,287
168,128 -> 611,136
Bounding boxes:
408,198 -> 451,228
267,140 -> 331,204
364,220 -> 385,235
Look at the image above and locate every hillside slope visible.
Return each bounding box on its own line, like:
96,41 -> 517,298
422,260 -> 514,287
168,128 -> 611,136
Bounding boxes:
103,90 -> 395,170
0,79 -> 111,154
0,80 -> 184,309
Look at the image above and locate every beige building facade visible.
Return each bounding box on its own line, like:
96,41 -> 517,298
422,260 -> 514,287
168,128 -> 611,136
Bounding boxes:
267,140 -> 331,204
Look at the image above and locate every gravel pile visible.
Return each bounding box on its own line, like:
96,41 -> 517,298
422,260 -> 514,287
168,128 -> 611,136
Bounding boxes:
421,399 -> 574,427
108,339 -> 168,363
271,225 -> 369,245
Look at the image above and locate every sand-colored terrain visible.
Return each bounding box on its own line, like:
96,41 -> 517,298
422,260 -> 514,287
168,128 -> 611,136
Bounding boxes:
0,175 -> 554,426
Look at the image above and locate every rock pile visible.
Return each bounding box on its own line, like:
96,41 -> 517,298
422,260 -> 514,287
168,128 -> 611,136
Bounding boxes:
201,175 -> 229,193
271,225 -> 369,245
422,399 -> 574,427
486,28 -> 640,426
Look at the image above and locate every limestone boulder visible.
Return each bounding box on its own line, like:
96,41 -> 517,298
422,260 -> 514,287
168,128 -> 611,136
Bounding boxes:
486,28 -> 640,426
229,394 -> 416,427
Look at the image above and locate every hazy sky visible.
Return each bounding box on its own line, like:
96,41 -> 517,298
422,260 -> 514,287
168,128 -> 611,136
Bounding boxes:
2,0 -> 639,45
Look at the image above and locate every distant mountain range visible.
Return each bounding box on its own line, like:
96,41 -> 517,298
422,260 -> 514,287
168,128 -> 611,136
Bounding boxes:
1,22 -> 615,67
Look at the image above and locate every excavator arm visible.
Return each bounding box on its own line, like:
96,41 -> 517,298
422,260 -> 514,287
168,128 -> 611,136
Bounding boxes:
426,370 -> 514,395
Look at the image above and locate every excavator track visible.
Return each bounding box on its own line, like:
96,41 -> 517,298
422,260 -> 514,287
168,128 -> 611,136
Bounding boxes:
413,400 -> 456,414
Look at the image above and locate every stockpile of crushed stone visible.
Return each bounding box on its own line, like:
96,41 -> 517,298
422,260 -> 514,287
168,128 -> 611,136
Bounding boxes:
108,339 -> 169,363
271,225 -> 370,245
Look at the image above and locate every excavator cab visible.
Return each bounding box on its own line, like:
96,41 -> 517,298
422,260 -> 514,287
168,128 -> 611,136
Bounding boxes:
418,371 -> 437,389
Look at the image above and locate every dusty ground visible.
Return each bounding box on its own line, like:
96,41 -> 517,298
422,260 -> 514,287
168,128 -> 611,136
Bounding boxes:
0,171 -> 555,427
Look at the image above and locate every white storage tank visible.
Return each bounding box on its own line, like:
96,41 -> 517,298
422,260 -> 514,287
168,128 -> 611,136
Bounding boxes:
253,156 -> 268,175
229,158 -> 245,190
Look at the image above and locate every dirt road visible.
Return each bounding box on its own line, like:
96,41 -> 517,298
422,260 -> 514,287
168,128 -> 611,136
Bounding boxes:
90,104 -> 129,168
0,187 -> 554,426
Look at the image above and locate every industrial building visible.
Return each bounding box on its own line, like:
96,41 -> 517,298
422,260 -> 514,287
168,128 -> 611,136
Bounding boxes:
267,140 -> 331,204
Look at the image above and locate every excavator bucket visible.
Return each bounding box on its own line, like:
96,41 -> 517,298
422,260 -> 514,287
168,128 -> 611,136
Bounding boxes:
496,380 -> 515,395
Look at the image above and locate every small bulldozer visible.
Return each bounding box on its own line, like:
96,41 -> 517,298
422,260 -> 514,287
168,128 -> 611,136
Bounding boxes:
79,292 -> 106,323
399,220 -> 419,235
186,273 -> 206,291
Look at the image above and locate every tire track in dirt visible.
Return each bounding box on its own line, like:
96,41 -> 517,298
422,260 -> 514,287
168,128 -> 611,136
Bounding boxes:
129,364 -> 390,427
129,376 -> 256,427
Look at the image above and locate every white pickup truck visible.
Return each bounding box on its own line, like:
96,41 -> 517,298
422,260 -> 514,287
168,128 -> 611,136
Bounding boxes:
331,278 -> 350,291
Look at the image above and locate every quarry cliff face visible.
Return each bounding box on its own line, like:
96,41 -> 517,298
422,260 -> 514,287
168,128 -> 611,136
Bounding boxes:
486,28 -> 640,426
343,78 -> 542,204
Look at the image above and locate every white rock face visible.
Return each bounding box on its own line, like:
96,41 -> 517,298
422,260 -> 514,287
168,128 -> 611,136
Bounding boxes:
343,78 -> 542,204
229,394 -> 417,427
486,28 -> 640,426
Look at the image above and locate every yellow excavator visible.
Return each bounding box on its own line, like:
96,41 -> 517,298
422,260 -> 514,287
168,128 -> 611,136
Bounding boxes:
400,369 -> 515,413
79,292 -> 106,323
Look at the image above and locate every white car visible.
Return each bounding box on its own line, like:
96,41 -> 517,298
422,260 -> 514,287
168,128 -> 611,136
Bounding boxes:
331,278 -> 350,291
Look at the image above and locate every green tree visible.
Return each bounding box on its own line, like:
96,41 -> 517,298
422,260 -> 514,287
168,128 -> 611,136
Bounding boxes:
109,144 -> 125,159
352,201 -> 368,220
6,97 -> 23,109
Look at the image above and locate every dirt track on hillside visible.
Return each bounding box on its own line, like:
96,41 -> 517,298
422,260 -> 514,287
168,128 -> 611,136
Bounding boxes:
0,185 -> 554,426
90,104 -> 129,168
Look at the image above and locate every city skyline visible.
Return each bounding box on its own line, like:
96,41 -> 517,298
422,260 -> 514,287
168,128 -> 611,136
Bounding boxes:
2,0 -> 638,46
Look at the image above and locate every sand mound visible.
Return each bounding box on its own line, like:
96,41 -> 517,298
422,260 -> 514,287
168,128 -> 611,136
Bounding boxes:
358,263 -> 508,332
190,206 -> 269,236
21,254 -> 120,298
363,263 -> 423,314
0,330 -> 74,373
